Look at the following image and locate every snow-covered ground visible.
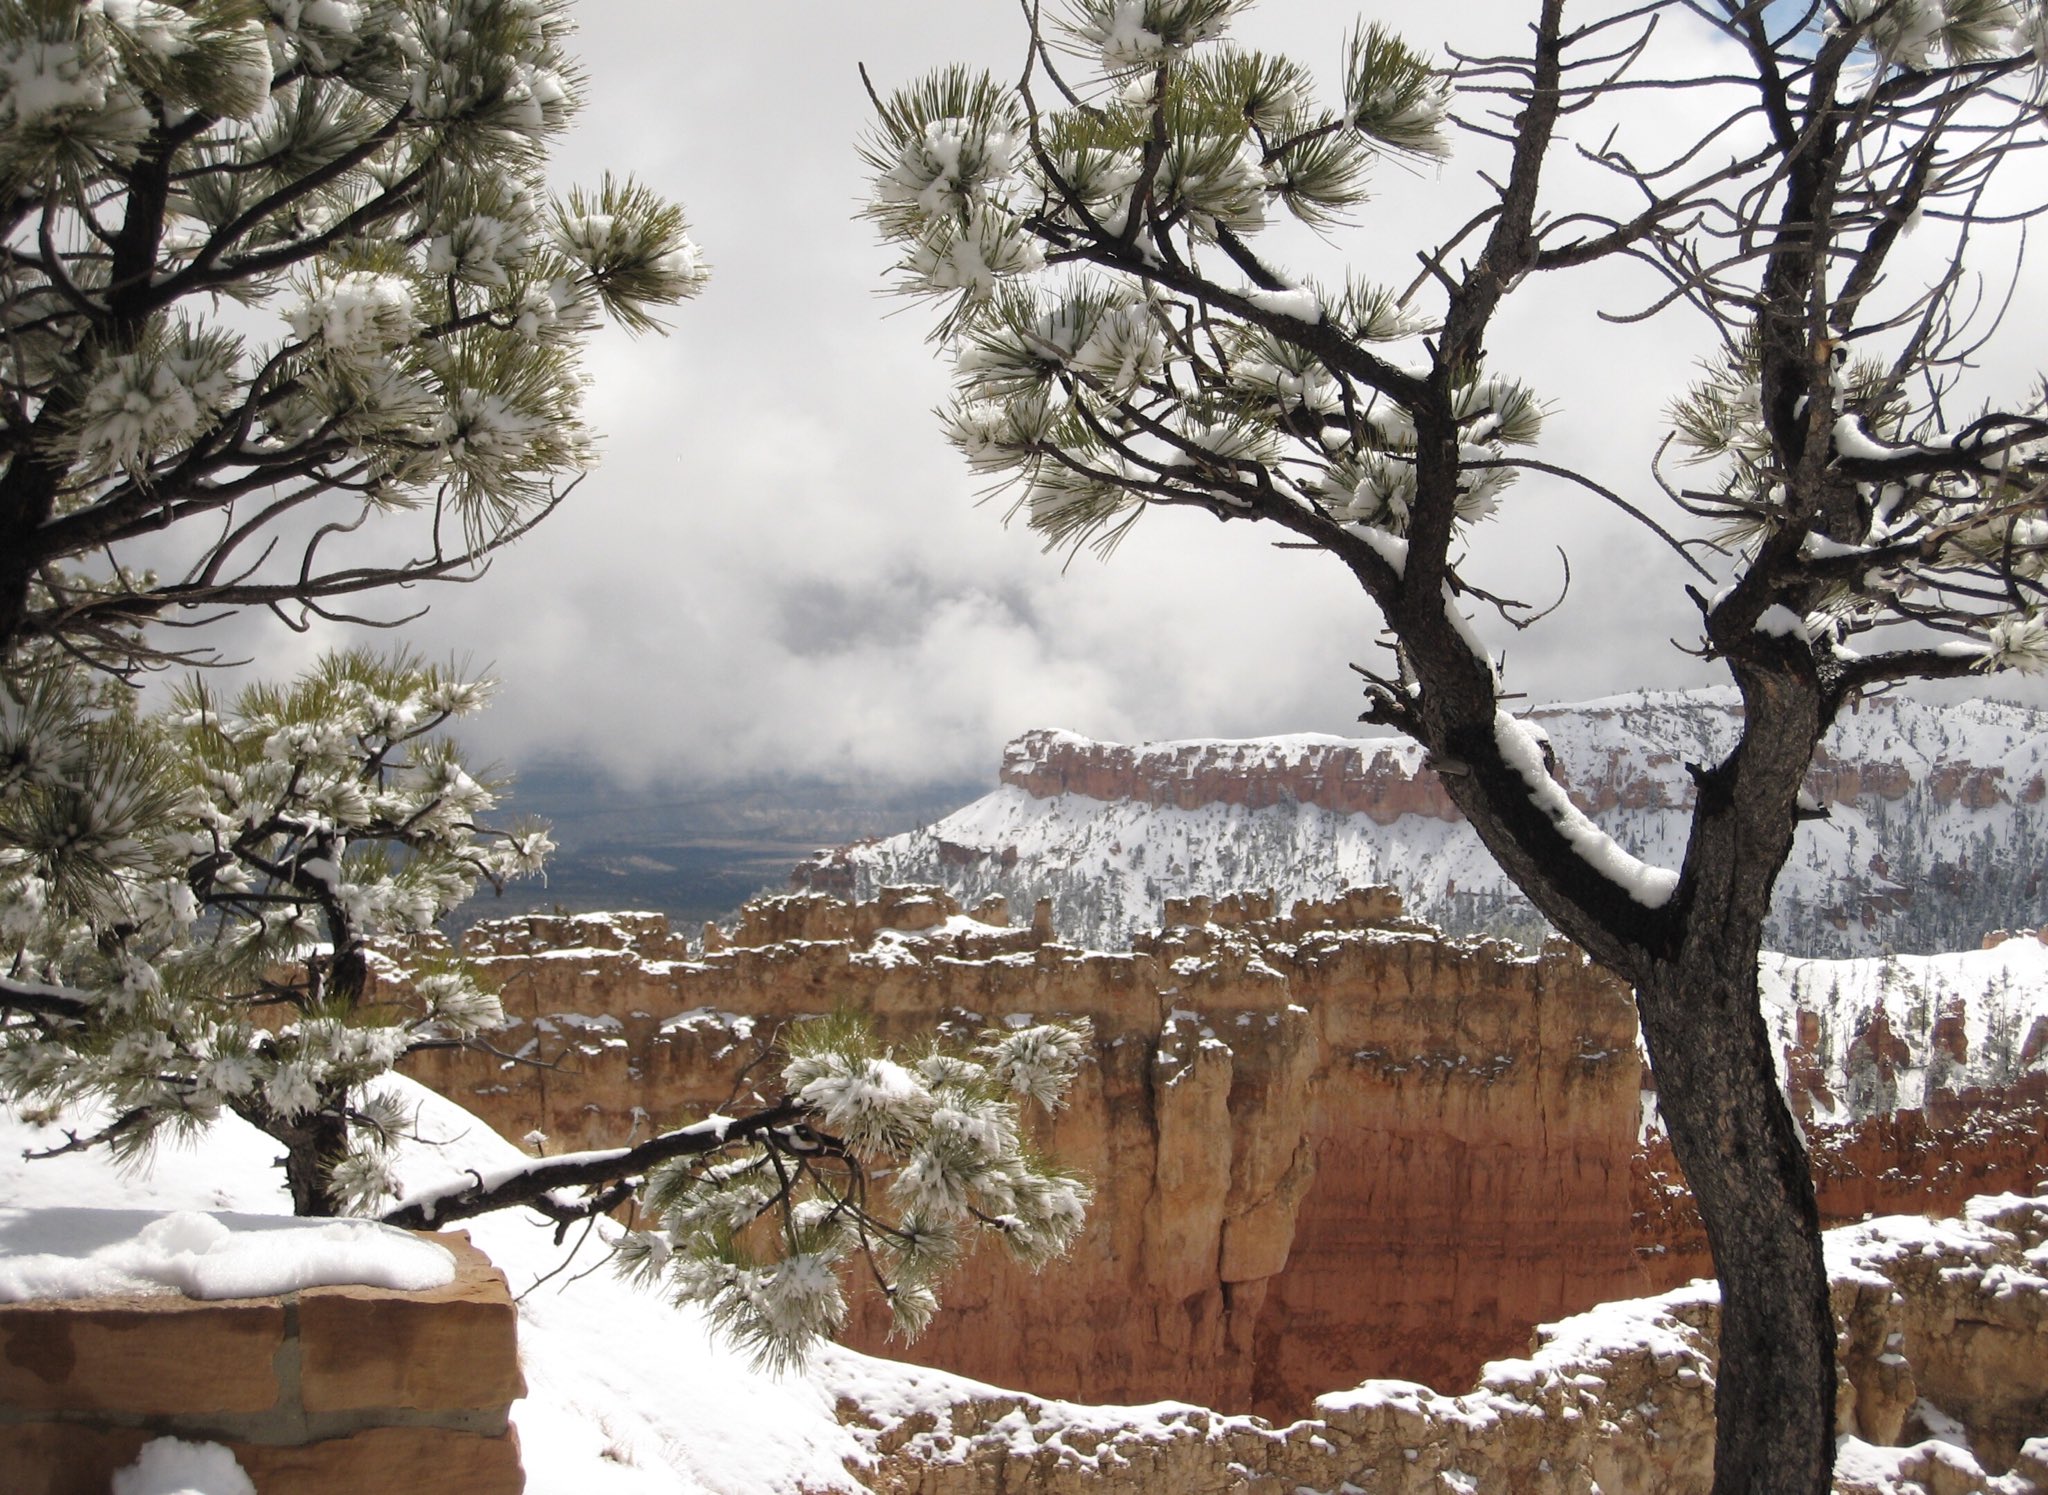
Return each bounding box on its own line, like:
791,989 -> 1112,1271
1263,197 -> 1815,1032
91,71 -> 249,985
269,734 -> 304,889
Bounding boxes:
0,1078 -> 895,1494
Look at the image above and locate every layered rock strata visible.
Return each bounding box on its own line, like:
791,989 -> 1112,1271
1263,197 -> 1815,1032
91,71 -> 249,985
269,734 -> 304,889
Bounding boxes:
402,886 -> 1648,1416
831,1194 -> 2048,1495
793,691 -> 2048,955
398,884 -> 2048,1423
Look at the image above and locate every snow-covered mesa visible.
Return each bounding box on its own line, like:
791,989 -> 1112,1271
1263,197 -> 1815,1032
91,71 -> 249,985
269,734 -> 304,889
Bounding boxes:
800,688 -> 2048,956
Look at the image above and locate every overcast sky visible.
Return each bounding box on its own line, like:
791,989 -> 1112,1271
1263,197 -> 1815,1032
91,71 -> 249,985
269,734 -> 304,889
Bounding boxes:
285,1 -> 2042,791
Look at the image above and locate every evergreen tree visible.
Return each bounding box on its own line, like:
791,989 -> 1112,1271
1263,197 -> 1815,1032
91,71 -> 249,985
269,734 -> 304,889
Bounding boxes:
2,651 -> 550,1215
0,0 -> 1090,1366
862,1 -> 2048,1487
0,0 -> 705,667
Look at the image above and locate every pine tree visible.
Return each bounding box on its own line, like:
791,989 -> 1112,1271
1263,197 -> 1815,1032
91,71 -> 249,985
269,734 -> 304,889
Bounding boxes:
1,651 -> 547,1215
0,0 -> 704,1211
862,1 -> 2048,1488
0,0 -> 706,668
0,0 -> 1091,1367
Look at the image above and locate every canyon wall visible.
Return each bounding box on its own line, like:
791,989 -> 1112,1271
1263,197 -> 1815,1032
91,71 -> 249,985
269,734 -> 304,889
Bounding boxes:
398,884 -> 2048,1421
401,886 -> 1648,1417
794,691 -> 2048,956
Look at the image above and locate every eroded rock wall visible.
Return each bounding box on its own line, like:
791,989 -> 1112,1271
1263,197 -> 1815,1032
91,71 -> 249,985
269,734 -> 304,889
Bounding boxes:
832,1195 -> 2048,1495
992,705 -> 2046,823
398,884 -> 2048,1424
401,887 -> 1647,1417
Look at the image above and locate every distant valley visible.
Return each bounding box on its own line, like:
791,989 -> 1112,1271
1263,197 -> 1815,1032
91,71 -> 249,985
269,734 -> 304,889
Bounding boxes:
469,760 -> 985,931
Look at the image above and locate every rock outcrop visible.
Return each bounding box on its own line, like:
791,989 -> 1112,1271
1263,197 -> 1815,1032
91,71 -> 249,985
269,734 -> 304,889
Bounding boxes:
0,1232 -> 524,1495
403,887 -> 1649,1416
993,728 -> 1463,823
399,884 -> 2048,1425
830,1194 -> 2048,1495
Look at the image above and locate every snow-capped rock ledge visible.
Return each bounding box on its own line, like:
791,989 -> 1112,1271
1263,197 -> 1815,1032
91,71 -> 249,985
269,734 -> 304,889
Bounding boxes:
831,1194 -> 2048,1495
794,689 -> 2048,956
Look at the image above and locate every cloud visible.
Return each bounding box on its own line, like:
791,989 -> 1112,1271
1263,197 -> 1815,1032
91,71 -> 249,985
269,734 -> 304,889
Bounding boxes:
284,1 -> 2047,791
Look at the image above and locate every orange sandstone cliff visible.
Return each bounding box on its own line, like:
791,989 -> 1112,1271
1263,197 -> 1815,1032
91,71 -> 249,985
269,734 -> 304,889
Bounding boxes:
401,887 -> 1647,1417
398,885 -> 2048,1421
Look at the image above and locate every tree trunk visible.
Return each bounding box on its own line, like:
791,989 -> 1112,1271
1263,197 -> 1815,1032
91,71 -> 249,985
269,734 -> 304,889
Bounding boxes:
274,1108 -> 350,1217
1637,950 -> 1835,1495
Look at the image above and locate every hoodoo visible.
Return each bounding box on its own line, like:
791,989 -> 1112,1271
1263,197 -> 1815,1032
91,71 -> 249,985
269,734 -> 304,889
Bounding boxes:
401,884 -> 2048,1418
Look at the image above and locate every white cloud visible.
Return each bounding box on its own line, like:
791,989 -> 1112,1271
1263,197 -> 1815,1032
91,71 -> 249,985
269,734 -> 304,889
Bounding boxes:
299,1 -> 2047,790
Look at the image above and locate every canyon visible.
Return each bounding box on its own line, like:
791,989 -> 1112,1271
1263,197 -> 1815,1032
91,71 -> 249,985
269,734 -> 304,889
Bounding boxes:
793,690 -> 2048,957
398,883 -> 2048,1422
832,1193 -> 2048,1495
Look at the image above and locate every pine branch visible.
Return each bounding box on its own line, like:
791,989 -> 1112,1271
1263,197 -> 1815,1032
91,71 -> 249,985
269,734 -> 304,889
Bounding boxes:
381,1099 -> 809,1230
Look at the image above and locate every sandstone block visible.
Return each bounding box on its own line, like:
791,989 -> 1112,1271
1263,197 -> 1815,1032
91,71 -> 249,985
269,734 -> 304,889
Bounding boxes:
0,1421 -> 151,1495
236,1426 -> 523,1495
297,1232 -> 522,1414
0,1296 -> 283,1413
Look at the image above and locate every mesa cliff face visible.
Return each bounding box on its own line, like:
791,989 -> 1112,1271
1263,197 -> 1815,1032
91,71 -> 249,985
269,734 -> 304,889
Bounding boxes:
402,887 -> 1648,1415
793,690 -> 2048,956
831,1194 -> 2048,1495
398,886 -> 2048,1421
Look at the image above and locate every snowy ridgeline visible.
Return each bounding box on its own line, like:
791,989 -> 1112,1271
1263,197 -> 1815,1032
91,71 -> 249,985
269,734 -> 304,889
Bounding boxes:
1761,938 -> 2048,1123
809,689 -> 2048,957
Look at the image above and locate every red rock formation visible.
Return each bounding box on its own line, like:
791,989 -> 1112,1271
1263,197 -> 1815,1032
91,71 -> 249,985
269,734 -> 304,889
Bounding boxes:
997,730 -> 1465,824
401,887 -> 1649,1418
1634,1081 -> 2048,1287
398,888 -> 2048,1422
991,717 -> 1951,825
1929,762 -> 2009,809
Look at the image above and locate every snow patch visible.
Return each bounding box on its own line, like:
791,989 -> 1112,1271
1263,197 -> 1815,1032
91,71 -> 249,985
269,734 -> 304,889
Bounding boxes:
0,1208 -> 453,1301
112,1437 -> 255,1495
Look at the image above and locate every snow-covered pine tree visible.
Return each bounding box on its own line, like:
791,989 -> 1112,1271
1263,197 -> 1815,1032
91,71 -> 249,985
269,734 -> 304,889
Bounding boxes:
0,0 -> 703,1213
1,650 -> 548,1215
0,0 -> 706,666
2,646 -> 1093,1356
0,0 -> 1092,1365
862,1 -> 2048,1488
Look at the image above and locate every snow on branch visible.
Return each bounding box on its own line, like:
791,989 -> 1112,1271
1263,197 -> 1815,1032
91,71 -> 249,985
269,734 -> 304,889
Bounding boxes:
1494,711 -> 1679,910
381,1102 -> 803,1230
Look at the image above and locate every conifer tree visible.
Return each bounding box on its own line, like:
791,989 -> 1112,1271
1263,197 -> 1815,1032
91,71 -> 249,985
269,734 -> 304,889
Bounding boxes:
2,650 -> 551,1214
863,1 -> 2048,1488
0,0 -> 1091,1365
0,0 -> 705,1212
0,0 -> 706,667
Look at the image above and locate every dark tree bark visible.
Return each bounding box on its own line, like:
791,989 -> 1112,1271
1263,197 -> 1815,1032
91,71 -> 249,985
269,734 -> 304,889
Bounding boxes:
868,2 -> 2048,1487
276,1107 -> 353,1219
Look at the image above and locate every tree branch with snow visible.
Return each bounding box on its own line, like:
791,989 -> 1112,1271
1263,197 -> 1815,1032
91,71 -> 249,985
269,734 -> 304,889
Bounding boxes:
860,2 -> 2048,1489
